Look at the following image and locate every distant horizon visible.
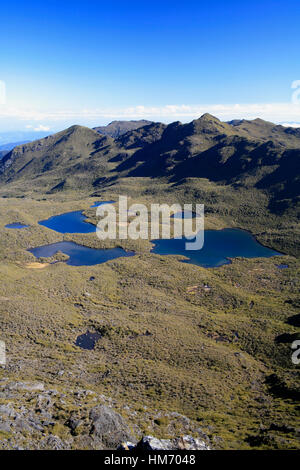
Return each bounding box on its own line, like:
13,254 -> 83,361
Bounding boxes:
1,107 -> 300,135
0,113 -> 300,145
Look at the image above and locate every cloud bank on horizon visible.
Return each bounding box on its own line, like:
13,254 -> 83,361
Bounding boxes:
0,102 -> 300,132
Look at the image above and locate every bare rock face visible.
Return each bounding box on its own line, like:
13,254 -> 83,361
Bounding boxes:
40,435 -> 67,450
89,405 -> 136,449
6,381 -> 45,392
119,435 -> 211,451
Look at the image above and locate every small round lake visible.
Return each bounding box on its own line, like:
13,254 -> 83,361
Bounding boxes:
151,228 -> 282,268
28,241 -> 135,266
75,331 -> 102,350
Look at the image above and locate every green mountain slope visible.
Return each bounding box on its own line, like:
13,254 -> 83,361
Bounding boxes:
228,118 -> 300,147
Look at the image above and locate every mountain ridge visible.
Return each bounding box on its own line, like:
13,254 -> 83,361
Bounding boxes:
0,115 -> 299,228
93,119 -> 153,138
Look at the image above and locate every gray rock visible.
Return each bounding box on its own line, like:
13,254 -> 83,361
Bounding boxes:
89,405 -> 135,449
137,436 -> 175,450
40,434 -> 67,450
136,435 -> 211,450
177,435 -> 211,450
7,381 -> 44,392
36,393 -> 52,411
67,417 -> 83,434
13,417 -> 32,432
0,421 -> 11,433
0,404 -> 16,418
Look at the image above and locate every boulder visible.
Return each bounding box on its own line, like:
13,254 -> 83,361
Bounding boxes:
7,381 -> 44,392
89,405 -> 135,449
0,404 -> 16,418
40,435 -> 67,450
130,435 -> 211,450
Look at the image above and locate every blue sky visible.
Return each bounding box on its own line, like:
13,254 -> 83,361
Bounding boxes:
0,0 -> 300,132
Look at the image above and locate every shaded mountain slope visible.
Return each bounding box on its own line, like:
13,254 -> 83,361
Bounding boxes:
228,118 -> 300,147
93,120 -> 153,138
0,151 -> 7,160
115,114 -> 236,176
116,122 -> 167,149
0,125 -> 120,190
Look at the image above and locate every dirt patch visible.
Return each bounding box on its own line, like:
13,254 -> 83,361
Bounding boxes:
25,262 -> 50,269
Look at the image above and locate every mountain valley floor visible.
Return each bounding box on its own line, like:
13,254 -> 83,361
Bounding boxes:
0,186 -> 299,450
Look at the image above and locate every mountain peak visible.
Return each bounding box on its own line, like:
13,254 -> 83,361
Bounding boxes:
198,113 -> 220,122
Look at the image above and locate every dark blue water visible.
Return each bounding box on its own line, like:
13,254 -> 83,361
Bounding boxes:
151,228 -> 281,268
5,223 -> 29,229
90,200 -> 115,208
28,241 -> 135,266
276,264 -> 289,269
35,206 -> 282,269
38,201 -> 115,233
76,331 -> 102,350
39,211 -> 96,233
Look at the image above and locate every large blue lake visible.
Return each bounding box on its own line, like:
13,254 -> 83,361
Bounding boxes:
38,201 -> 115,233
151,228 -> 281,268
28,241 -> 134,266
39,210 -> 96,233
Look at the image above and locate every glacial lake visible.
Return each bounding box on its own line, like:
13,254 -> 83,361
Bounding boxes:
151,228 -> 281,268
39,210 -> 96,234
38,201 -> 115,233
5,223 -> 29,229
28,241 -> 135,266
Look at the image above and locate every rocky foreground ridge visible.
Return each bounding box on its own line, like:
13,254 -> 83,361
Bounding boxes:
0,379 -> 212,450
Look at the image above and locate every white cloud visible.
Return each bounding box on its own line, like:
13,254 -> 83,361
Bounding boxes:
0,103 -> 300,125
25,124 -> 50,131
33,124 -> 50,132
281,122 -> 300,128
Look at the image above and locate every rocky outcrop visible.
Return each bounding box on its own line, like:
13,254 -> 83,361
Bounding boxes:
119,435 -> 211,451
89,404 -> 136,449
6,381 -> 45,392
0,378 -> 214,450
